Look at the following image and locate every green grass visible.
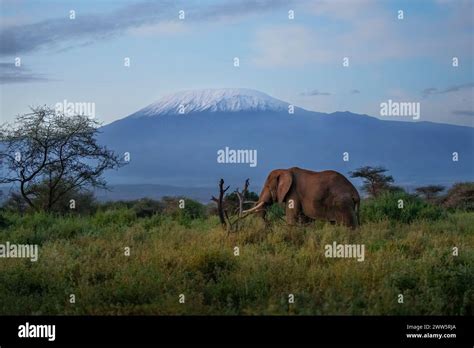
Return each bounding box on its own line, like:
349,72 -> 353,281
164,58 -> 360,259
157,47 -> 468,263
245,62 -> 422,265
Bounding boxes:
0,209 -> 473,315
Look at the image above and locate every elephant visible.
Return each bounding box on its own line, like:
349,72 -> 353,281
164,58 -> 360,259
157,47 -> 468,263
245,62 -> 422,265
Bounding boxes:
243,167 -> 360,228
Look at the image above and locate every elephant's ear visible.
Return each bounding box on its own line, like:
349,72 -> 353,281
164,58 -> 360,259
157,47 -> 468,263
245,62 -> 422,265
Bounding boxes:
277,171 -> 293,203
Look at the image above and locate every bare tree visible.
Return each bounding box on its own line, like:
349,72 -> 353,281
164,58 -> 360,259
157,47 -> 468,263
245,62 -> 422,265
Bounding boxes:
0,106 -> 125,212
234,178 -> 249,217
211,178 -> 256,233
233,178 -> 251,230
211,178 -> 231,230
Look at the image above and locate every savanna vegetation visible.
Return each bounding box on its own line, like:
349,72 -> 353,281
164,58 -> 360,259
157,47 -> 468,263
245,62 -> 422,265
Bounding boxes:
0,108 -> 472,315
0,188 -> 472,315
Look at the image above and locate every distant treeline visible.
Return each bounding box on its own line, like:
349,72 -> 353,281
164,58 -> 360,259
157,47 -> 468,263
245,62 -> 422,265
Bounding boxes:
1,177 -> 473,228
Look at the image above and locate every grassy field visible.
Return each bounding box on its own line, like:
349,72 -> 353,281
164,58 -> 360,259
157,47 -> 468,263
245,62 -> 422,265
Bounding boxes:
0,208 -> 473,316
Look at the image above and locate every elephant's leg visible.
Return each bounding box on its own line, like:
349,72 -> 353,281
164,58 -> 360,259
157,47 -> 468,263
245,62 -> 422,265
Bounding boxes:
285,206 -> 297,225
347,208 -> 358,229
323,207 -> 337,225
339,207 -> 357,229
298,213 -> 313,225
285,197 -> 300,226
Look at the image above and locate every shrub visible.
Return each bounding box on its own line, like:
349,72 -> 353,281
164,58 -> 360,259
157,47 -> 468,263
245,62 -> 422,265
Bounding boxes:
2,189 -> 97,216
426,254 -> 474,315
180,199 -> 207,220
2,192 -> 29,214
442,182 -> 474,211
189,249 -> 236,283
161,197 -> 206,226
92,208 -> 137,227
361,191 -> 446,224
131,198 -> 164,218
266,203 -> 285,222
0,209 -> 11,229
98,200 -> 132,211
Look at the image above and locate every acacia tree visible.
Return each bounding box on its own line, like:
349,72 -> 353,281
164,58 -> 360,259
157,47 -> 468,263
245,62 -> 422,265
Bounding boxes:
0,106 -> 125,212
415,185 -> 445,202
349,166 -> 394,198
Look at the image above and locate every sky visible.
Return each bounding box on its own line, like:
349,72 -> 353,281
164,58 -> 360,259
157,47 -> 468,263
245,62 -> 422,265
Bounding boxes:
0,0 -> 473,126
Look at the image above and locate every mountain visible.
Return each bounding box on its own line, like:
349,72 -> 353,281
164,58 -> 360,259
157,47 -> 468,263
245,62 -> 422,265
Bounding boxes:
130,88 -> 291,116
99,88 -> 473,197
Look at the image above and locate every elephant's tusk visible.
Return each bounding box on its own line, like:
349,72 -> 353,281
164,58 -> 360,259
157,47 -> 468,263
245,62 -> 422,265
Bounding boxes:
242,201 -> 265,214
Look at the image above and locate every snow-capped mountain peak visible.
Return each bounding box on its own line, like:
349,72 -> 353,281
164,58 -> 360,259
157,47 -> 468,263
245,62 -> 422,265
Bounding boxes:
134,88 -> 290,116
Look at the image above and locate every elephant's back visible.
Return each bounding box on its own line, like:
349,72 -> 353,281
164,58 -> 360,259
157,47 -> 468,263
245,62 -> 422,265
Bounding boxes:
316,170 -> 360,200
291,167 -> 360,201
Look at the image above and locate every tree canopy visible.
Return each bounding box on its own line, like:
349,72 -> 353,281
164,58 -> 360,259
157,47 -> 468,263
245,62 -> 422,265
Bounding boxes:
349,166 -> 394,197
0,106 -> 125,212
415,185 -> 445,201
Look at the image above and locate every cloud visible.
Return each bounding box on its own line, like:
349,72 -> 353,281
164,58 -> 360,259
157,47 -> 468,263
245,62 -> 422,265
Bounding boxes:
422,87 -> 438,97
0,0 -> 290,56
416,83 -> 474,126
128,21 -> 188,37
252,0 -> 473,68
452,110 -> 474,117
252,25 -> 333,67
0,63 -> 50,84
300,89 -> 331,96
250,5 -> 403,67
192,0 -> 290,21
0,2 -> 173,56
443,82 -> 474,93
307,0 -> 378,20
422,83 -> 474,97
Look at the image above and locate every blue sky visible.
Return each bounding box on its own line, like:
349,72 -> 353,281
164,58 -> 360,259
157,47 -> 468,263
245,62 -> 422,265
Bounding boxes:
0,0 -> 473,126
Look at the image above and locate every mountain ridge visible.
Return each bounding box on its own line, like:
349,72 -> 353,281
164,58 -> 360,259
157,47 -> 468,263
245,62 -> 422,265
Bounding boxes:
129,88 -> 293,117
99,88 -> 473,190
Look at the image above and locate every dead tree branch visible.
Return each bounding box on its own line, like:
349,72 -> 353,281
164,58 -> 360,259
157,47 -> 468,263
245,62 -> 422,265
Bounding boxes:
233,178 -> 250,230
211,178 -> 231,231
212,178 -> 258,233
